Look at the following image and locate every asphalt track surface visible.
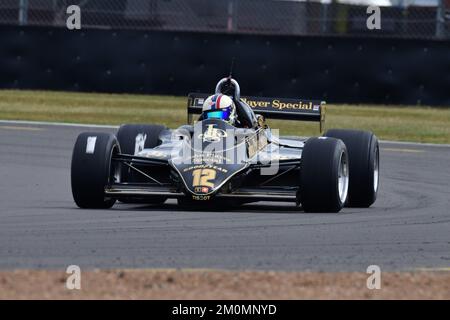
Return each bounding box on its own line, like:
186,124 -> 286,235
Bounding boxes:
1,122 -> 449,271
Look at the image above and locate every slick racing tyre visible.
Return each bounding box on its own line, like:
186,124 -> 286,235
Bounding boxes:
116,124 -> 168,204
116,124 -> 167,159
299,137 -> 349,213
71,132 -> 120,209
325,129 -> 379,207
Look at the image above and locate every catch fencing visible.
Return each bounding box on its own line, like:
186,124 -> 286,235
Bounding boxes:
0,0 -> 449,39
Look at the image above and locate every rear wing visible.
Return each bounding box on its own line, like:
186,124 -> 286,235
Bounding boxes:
187,93 -> 326,132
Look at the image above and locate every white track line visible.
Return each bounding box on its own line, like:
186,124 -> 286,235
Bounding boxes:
379,139 -> 450,148
0,119 -> 118,129
1,119 -> 450,148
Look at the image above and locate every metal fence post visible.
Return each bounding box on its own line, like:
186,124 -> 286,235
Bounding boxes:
18,0 -> 28,26
321,1 -> 329,34
227,0 -> 234,32
436,0 -> 445,38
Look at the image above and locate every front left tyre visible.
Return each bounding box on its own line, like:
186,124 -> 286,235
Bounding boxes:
299,137 -> 349,213
71,132 -> 120,209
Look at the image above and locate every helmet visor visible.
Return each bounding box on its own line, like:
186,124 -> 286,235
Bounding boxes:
204,107 -> 231,121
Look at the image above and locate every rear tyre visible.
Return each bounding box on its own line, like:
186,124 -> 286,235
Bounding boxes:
116,124 -> 167,157
71,132 -> 120,209
299,137 -> 349,213
325,129 -> 379,207
116,124 -> 168,204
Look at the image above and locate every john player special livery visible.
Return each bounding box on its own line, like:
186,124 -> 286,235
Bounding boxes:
71,78 -> 380,212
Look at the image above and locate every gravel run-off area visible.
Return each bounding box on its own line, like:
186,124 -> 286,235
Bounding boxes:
1,269 -> 449,299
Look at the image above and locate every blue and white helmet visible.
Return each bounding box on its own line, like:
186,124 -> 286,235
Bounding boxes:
202,94 -> 237,125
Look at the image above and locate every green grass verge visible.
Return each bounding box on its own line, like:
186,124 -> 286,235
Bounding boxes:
1,90 -> 449,144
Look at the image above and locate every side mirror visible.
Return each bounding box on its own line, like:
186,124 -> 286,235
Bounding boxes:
255,114 -> 268,129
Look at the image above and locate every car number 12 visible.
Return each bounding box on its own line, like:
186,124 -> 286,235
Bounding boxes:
192,169 -> 216,188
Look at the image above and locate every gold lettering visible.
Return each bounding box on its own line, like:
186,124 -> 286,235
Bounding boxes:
243,98 -> 314,110
192,168 -> 216,188
241,98 -> 269,108
272,99 -> 280,109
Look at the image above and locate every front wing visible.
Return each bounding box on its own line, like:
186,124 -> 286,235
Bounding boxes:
106,153 -> 301,203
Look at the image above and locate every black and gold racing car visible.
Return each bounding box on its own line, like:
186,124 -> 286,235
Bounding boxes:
71,78 -> 379,212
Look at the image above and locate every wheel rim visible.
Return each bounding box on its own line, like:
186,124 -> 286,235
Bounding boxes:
109,145 -> 121,184
338,151 -> 349,204
373,146 -> 379,192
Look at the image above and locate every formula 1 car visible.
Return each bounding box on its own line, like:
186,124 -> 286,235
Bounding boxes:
71,78 -> 379,212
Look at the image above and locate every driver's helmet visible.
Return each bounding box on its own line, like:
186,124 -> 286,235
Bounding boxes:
202,94 -> 237,125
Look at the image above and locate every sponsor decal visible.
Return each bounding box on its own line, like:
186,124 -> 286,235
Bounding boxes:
272,100 -> 314,110
194,186 -> 210,193
85,136 -> 97,154
192,168 -> 216,188
134,133 -> 147,155
240,98 -> 271,108
194,98 -> 204,106
198,124 -> 227,142
241,97 -> 318,111
190,153 -> 231,165
182,164 -> 228,174
192,195 -> 211,201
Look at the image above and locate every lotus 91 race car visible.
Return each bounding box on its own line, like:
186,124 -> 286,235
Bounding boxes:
71,78 -> 379,212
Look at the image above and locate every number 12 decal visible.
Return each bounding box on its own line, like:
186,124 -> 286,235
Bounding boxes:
192,169 -> 216,188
